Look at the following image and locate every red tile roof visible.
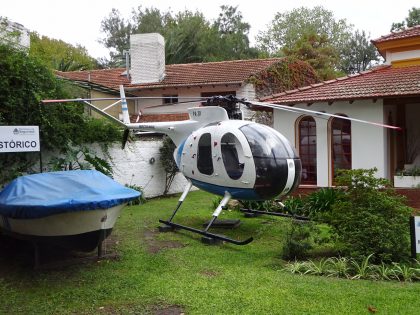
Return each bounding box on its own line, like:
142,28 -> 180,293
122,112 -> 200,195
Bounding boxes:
57,58 -> 283,92
263,65 -> 420,104
372,25 -> 420,44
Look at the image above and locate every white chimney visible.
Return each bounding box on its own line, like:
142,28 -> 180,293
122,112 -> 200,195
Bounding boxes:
130,33 -> 165,84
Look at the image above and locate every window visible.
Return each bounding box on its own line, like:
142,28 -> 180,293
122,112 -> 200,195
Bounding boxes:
163,95 -> 178,104
299,116 -> 317,185
197,133 -> 213,175
221,133 -> 244,180
331,116 -> 351,179
240,124 -> 293,199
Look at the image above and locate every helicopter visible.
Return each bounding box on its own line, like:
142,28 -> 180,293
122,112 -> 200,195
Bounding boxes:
42,85 -> 400,245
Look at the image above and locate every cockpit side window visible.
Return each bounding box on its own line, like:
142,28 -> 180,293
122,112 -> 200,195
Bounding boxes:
221,133 -> 244,180
197,133 -> 213,175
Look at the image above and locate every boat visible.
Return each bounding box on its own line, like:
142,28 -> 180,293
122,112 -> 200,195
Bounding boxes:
0,170 -> 140,252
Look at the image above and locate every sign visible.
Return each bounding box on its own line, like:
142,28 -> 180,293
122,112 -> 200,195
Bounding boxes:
0,126 -> 40,153
410,216 -> 420,257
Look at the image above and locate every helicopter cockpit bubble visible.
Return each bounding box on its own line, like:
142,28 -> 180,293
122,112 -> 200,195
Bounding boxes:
240,123 -> 302,199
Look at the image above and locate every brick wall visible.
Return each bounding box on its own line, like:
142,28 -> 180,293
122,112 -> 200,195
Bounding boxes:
395,189 -> 420,210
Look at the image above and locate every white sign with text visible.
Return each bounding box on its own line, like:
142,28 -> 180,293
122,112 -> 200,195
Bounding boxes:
0,126 -> 40,153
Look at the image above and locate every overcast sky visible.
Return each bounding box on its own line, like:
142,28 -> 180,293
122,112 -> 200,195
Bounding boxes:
2,0 -> 419,59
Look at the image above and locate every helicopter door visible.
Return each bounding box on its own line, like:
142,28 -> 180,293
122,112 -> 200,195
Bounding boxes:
197,133 -> 213,175
221,133 -> 244,180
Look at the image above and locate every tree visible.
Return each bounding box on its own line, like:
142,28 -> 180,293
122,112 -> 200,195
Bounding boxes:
256,6 -> 354,75
340,30 -> 378,74
391,7 -> 420,31
29,32 -> 98,71
283,32 -> 339,80
164,10 -> 215,64
211,5 -> 258,61
100,5 -> 258,66
99,8 -> 134,66
0,43 -> 121,184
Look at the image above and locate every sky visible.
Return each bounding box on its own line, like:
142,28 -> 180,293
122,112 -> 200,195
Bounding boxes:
2,0 -> 419,59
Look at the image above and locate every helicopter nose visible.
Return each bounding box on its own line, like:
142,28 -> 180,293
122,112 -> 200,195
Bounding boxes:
280,158 -> 302,196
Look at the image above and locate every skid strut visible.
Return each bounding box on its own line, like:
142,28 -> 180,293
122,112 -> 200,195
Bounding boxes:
159,187 -> 253,245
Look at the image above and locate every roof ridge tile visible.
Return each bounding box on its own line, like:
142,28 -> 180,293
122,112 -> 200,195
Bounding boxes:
265,64 -> 420,104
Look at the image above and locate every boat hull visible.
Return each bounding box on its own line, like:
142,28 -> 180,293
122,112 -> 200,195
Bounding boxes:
0,204 -> 124,251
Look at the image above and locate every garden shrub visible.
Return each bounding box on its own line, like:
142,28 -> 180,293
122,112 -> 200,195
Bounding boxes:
331,168 -> 412,263
282,220 -> 318,260
239,199 -> 281,212
283,196 -> 307,216
159,136 -> 179,195
305,188 -> 343,223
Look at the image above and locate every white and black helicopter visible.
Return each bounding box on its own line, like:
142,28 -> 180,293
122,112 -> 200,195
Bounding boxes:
43,86 -> 400,245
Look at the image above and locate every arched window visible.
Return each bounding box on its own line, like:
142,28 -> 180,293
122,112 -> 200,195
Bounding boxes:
197,133 -> 213,175
331,116 -> 351,179
298,116 -> 317,185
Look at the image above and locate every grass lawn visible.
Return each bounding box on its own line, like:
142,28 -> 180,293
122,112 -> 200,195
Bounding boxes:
1,190 -> 420,314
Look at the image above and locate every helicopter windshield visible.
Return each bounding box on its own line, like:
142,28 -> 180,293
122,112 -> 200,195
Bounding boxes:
240,124 -> 297,199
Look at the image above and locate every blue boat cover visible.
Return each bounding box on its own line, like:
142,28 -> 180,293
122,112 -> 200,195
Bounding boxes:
0,170 -> 141,219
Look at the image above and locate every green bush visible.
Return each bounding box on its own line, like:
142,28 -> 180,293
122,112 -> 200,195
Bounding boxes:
239,199 -> 280,212
331,168 -> 412,263
305,188 -> 343,222
159,136 -> 179,195
0,43 -> 122,184
283,196 -> 307,216
283,256 -> 420,282
282,220 -> 317,260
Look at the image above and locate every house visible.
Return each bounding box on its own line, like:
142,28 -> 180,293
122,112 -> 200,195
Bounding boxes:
0,17 -> 30,49
263,26 -> 420,192
56,33 -> 319,197
57,33 -> 318,122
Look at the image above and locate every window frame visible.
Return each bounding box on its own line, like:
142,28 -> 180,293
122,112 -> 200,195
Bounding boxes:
298,116 -> 317,185
330,116 -> 352,181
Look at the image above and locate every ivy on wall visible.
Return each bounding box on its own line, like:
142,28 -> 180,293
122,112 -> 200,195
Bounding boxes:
0,43 -> 122,185
247,57 -> 320,98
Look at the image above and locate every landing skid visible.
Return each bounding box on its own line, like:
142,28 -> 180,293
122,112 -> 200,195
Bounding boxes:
158,182 -> 254,245
159,220 -> 253,245
240,208 -> 310,221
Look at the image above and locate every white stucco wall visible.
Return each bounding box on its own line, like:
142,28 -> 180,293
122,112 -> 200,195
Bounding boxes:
42,139 -> 191,198
237,83 -> 257,119
0,19 -> 30,49
385,50 -> 420,64
103,140 -> 191,197
273,100 -> 387,186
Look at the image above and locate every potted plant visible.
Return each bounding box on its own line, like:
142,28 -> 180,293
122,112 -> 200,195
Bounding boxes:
394,167 -> 420,188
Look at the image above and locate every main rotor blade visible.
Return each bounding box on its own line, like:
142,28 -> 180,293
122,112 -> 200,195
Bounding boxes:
249,101 -> 401,130
81,101 -> 127,128
42,96 -> 209,104
143,99 -> 206,109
